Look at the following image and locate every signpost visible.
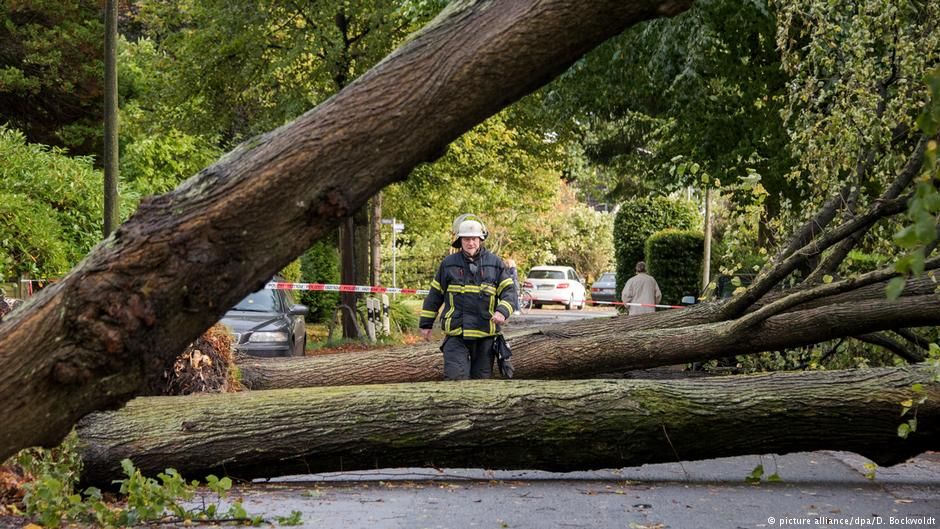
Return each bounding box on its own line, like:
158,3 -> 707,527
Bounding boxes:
381,219 -> 405,289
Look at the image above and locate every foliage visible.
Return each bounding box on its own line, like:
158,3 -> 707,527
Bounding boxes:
299,238 -> 341,323
382,108 -> 566,287
840,250 -> 892,277
897,344 -> 940,439
356,294 -> 418,335
540,0 -> 797,222
646,229 -> 705,303
128,0 -> 446,147
0,127 -> 107,279
0,0 -> 103,156
888,67 -> 940,299
386,295 -> 419,332
613,196 -> 699,295
771,0 -> 940,266
16,432 -> 84,527
278,259 -> 302,284
11,433 -> 308,527
550,195 -> 615,281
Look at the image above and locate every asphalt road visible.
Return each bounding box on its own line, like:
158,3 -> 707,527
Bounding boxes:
203,451 -> 939,529
503,304 -> 618,332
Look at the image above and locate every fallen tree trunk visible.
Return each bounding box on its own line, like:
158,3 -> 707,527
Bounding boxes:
238,287 -> 940,389
76,366 -> 940,485
0,0 -> 694,461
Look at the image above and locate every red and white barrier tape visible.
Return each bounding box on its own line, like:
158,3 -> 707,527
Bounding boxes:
266,281 -> 429,295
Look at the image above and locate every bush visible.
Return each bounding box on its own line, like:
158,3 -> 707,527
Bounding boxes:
613,196 -> 699,295
0,127 -> 105,279
645,229 -> 704,304
299,238 -> 340,323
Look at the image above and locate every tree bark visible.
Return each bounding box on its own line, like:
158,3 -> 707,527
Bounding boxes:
370,193 -> 383,286
103,0 -> 119,236
76,366 -> 940,485
238,279 -> 940,390
0,0 -> 694,461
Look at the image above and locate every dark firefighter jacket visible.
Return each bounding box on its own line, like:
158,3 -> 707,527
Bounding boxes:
419,247 -> 516,338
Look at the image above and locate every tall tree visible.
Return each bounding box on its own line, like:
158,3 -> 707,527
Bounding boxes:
130,0 -> 448,336
0,0 -> 104,156
0,0 -> 696,462
103,0 -> 120,236
539,0 -> 796,252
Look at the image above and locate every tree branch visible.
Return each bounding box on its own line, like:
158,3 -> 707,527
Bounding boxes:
854,333 -> 925,363
725,256 -> 940,335
893,328 -> 932,351
771,183 -> 852,266
806,136 -> 929,282
719,193 -> 911,319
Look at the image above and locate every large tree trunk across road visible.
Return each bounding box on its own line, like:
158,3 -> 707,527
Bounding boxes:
0,0 -> 695,461
238,279 -> 940,389
76,366 -> 940,485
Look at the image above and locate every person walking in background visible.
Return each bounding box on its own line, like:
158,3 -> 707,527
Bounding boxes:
621,261 -> 661,315
419,215 -> 516,380
504,258 -> 520,310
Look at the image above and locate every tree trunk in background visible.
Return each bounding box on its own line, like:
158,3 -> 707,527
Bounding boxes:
0,0 -> 693,461
339,219 -> 360,338
354,205 -> 370,287
371,193 -> 383,286
76,367 -> 939,485
103,0 -> 119,236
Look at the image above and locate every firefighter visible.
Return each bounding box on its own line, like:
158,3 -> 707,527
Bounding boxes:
419,216 -> 516,380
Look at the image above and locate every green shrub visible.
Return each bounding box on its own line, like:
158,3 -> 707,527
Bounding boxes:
840,250 -> 891,276
613,196 -> 699,295
645,229 -> 704,304
279,259 -> 302,283
387,295 -> 419,332
13,432 -> 267,528
0,127 -> 105,279
299,237 -> 340,323
356,294 -> 418,336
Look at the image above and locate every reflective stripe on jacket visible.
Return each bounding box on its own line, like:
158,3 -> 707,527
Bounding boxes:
419,247 -> 516,337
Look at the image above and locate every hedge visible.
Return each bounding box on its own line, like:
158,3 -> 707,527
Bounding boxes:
299,237 -> 341,323
645,229 -> 705,305
613,196 -> 698,296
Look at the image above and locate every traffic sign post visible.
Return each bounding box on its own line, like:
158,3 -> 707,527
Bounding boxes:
381,218 -> 405,289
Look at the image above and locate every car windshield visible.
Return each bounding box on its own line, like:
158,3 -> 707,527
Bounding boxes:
600,273 -> 615,282
528,270 -> 565,280
231,289 -> 280,312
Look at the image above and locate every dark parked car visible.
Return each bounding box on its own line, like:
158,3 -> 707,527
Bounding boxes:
220,285 -> 308,357
589,271 -> 617,303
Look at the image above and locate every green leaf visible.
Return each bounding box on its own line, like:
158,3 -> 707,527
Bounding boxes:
767,473 -> 783,483
745,464 -> 764,483
898,422 -> 911,439
886,277 -> 907,300
893,225 -> 918,248
822,274 -> 833,284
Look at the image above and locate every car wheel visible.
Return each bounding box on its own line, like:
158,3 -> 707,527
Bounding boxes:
295,336 -> 307,356
578,298 -> 585,310
565,295 -> 573,310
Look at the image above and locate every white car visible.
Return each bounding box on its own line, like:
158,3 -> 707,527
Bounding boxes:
523,265 -> 587,310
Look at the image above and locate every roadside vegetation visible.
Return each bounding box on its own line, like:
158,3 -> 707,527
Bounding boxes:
0,0 -> 938,525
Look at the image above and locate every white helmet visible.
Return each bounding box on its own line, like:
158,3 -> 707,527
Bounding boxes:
451,215 -> 488,248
